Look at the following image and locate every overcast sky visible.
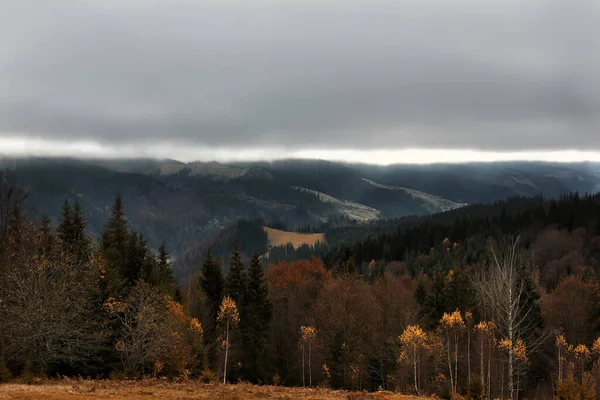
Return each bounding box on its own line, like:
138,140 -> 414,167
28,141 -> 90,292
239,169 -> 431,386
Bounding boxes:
1,0 -> 600,163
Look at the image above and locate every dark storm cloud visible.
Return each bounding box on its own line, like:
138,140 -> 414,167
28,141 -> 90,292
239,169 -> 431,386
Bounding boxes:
1,0 -> 600,152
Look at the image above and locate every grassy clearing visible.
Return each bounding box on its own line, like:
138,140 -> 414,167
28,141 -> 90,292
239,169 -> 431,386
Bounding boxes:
264,227 -> 326,249
0,380 -> 423,400
291,187 -> 381,221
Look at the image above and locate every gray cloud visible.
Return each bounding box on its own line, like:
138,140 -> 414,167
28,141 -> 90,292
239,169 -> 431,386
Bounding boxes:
1,0 -> 600,154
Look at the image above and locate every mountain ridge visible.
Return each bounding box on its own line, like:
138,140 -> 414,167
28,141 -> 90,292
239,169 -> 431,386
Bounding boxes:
3,156 -> 600,280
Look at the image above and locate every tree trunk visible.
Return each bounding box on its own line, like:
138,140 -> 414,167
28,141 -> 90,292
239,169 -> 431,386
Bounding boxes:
302,342 -> 305,388
508,287 -> 515,400
480,335 -> 485,394
487,337 -> 492,400
223,320 -> 229,384
454,330 -> 459,393
468,327 -> 471,384
308,342 -> 312,387
413,344 -> 419,395
446,330 -> 454,392
558,347 -> 562,382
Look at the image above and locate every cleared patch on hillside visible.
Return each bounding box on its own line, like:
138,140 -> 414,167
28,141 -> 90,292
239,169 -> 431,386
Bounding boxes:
0,380 -> 422,400
264,226 -> 325,249
361,178 -> 466,213
292,186 -> 381,221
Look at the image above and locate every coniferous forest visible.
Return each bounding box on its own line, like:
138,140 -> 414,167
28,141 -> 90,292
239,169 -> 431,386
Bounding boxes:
5,171 -> 600,399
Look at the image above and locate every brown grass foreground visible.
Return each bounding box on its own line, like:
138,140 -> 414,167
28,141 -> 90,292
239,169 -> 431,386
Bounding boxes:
0,380 -> 424,400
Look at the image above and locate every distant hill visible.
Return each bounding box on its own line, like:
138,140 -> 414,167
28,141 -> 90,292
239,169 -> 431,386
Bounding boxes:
3,156 -> 600,281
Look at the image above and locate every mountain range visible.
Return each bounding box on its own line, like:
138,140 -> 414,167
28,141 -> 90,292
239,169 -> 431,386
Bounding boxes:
2,156 -> 600,277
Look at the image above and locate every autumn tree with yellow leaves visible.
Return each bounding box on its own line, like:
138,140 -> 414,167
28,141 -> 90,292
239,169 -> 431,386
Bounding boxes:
399,325 -> 429,395
440,310 -> 465,393
475,320 -> 496,398
217,295 -> 240,383
554,334 -> 596,400
300,325 -> 317,387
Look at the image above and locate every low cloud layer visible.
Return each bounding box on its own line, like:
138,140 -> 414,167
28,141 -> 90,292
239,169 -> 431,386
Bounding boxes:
2,0 -> 600,159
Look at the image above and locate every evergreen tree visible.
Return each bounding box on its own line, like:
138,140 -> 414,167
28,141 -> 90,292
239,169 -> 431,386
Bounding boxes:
101,194 -> 128,258
100,194 -> 129,295
155,243 -> 169,283
241,254 -> 272,382
71,201 -> 91,266
422,269 -> 449,329
150,243 -> 178,297
226,242 -> 246,305
123,232 -> 145,287
57,199 -> 73,248
338,246 -> 356,275
199,248 -> 224,367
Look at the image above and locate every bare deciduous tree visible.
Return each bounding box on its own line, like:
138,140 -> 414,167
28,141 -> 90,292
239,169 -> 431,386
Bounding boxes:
474,237 -> 545,400
0,218 -> 100,371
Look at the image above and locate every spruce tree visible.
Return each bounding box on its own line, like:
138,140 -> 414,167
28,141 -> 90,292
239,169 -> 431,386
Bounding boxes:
101,194 -> 128,258
199,248 -> 224,367
150,243 -> 177,297
226,242 -> 246,304
241,254 -> 272,382
57,199 -> 73,248
124,232 -> 145,286
71,201 -> 91,266
100,194 -> 129,295
422,269 -> 449,329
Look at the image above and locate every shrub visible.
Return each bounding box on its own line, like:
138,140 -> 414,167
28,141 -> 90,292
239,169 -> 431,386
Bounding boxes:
272,372 -> 281,386
199,368 -> 218,383
18,363 -> 46,385
0,359 -> 12,382
466,376 -> 484,400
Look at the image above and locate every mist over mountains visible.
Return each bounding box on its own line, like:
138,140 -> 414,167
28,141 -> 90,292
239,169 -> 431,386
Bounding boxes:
3,156 -> 600,276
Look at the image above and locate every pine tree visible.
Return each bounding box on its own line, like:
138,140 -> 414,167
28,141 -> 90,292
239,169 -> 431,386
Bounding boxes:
100,194 -> 129,295
199,248 -> 224,367
101,194 -> 128,258
241,254 -> 272,382
150,243 -> 177,297
226,242 -> 246,305
57,199 -> 73,248
423,269 -> 450,329
123,232 -> 145,286
71,201 -> 91,266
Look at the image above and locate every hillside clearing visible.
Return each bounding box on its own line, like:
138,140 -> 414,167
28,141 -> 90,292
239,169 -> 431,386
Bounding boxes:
264,226 -> 325,249
292,186 -> 381,221
0,381 -> 421,400
361,178 -> 466,212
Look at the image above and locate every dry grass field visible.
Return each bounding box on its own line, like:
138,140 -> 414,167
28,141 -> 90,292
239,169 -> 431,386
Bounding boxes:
0,380 -> 423,400
264,227 -> 326,249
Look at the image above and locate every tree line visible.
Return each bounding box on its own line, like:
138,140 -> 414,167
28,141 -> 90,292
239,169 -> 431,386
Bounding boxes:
3,171 -> 600,399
